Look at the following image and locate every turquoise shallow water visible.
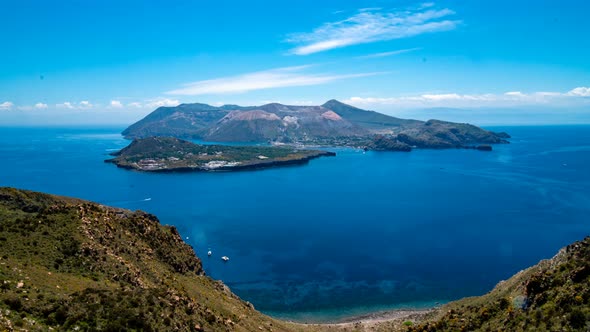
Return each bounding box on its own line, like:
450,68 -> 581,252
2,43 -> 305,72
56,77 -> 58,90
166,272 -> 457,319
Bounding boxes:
0,125 -> 589,322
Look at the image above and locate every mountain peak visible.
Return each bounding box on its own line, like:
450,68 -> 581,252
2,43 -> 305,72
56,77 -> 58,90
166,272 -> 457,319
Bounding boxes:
323,99 -> 361,108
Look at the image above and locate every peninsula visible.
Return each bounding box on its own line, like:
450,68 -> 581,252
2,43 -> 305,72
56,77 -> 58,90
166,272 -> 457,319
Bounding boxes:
105,136 -> 335,172
122,100 -> 510,151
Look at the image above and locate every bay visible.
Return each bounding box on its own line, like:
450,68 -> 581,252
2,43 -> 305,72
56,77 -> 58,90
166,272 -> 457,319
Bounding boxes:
0,125 -> 588,322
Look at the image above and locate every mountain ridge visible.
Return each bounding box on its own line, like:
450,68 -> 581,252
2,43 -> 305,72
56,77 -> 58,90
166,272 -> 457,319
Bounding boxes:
122,100 -> 509,150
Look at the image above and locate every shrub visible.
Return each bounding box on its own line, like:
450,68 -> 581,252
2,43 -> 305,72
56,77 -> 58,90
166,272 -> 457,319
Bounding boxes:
4,296 -> 23,310
569,309 -> 586,329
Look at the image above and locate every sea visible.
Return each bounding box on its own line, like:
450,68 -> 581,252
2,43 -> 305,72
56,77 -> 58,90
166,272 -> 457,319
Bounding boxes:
0,125 -> 588,322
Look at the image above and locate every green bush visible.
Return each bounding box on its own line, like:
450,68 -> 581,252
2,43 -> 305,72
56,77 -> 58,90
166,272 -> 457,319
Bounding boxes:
569,309 -> 586,329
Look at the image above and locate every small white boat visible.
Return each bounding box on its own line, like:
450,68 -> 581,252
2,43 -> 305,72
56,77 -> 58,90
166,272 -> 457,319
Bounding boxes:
207,250 -> 212,257
221,256 -> 230,262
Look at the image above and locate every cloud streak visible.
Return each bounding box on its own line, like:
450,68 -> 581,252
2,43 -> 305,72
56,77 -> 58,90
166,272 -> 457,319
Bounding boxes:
0,101 -> 14,110
56,102 -> 75,109
166,66 -> 382,96
55,101 -> 94,110
145,98 -> 180,108
79,101 -> 93,109
109,100 -> 123,108
344,87 -> 590,108
357,47 -> 422,59
567,87 -> 590,97
287,5 -> 459,55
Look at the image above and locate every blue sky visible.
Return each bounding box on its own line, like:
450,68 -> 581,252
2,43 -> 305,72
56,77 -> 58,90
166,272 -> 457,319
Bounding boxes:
1,0 -> 589,125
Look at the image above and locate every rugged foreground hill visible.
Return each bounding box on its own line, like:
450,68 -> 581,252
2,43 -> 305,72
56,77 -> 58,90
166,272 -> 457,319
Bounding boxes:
0,187 -> 312,331
0,188 -> 587,331
105,137 -> 335,172
407,237 -> 590,332
122,100 -> 509,150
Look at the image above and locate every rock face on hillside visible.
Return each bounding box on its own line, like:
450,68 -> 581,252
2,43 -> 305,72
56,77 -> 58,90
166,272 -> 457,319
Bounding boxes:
122,100 -> 509,150
105,137 -> 335,172
0,188 -> 302,331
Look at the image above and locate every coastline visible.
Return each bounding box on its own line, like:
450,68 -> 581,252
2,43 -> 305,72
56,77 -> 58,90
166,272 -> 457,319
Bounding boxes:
329,308 -> 434,324
267,302 -> 441,325
290,308 -> 437,331
105,150 -> 336,173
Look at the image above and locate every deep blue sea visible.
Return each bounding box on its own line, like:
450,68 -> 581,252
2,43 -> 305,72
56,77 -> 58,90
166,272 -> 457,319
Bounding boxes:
1,125 -> 589,322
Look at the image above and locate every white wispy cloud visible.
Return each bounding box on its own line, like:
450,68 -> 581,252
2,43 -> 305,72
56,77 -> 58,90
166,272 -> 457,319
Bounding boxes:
0,101 -> 14,110
344,87 -> 590,108
56,102 -> 75,109
357,47 -> 422,59
17,102 -> 50,111
109,100 -> 123,108
419,2 -> 436,9
567,87 -> 590,97
166,66 -> 382,96
504,91 -> 526,97
79,101 -> 93,109
127,102 -> 143,108
359,7 -> 382,12
145,98 -> 180,108
55,101 -> 94,109
4,99 -> 184,112
287,4 -> 459,55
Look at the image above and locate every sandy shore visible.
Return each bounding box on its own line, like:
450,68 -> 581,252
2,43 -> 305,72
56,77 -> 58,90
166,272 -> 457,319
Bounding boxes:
331,308 -> 433,324
289,308 -> 436,331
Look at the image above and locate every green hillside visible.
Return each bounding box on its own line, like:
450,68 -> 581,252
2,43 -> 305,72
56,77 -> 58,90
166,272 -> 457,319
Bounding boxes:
409,237 -> 590,331
1,187 -> 586,332
0,187 -> 309,331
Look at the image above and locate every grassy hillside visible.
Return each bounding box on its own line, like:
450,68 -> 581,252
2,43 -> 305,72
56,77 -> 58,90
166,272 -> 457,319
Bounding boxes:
0,187 -> 313,331
407,237 -> 590,332
0,187 -> 586,331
